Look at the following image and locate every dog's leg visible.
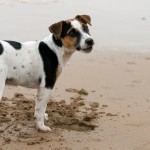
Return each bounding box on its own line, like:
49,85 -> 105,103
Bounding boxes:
34,87 -> 52,132
0,68 -> 7,101
44,112 -> 49,121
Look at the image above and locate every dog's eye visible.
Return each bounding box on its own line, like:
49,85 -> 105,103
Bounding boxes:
68,31 -> 77,37
83,25 -> 89,33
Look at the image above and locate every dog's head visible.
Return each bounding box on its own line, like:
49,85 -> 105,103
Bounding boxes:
49,15 -> 94,53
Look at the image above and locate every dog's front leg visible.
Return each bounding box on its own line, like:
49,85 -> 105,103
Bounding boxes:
0,78 -> 6,102
0,67 -> 7,101
34,87 -> 52,132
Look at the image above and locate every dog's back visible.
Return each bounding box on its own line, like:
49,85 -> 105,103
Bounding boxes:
0,40 -> 42,88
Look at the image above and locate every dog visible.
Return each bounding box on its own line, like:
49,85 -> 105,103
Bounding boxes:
0,15 -> 94,132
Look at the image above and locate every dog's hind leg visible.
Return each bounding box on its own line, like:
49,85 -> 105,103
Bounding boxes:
0,67 -> 7,102
34,87 -> 52,132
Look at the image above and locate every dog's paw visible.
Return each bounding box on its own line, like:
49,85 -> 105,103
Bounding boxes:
37,124 -> 52,132
44,113 -> 49,121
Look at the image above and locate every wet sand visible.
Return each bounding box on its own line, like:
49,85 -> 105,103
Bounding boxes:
1,0 -> 150,150
1,50 -> 150,150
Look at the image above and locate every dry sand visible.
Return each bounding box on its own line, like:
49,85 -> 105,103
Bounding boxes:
1,0 -> 150,150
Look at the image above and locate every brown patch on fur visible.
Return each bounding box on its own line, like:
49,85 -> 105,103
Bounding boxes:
61,36 -> 77,49
75,15 -> 91,26
49,21 -> 63,38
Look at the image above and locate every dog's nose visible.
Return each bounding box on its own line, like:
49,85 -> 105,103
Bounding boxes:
85,38 -> 94,46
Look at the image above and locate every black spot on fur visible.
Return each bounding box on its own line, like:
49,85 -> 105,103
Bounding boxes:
13,67 -> 16,69
74,30 -> 81,50
39,42 -> 58,89
0,43 -> 4,55
61,22 -> 72,38
52,35 -> 62,47
22,65 -> 25,68
82,25 -> 89,34
5,41 -> 22,50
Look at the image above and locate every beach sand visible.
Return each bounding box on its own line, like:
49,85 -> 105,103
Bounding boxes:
1,1 -> 150,150
2,50 -> 150,150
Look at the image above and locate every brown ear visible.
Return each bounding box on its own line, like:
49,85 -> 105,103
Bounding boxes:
75,15 -> 92,26
49,21 -> 63,38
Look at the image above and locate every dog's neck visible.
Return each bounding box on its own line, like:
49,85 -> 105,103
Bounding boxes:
43,34 -> 75,66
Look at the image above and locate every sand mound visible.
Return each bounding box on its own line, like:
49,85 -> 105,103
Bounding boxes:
65,88 -> 89,95
0,91 -> 99,145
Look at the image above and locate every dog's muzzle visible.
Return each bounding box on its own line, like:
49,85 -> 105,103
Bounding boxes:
82,38 -> 94,53
76,38 -> 94,53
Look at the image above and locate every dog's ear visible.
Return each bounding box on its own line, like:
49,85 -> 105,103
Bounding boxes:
75,15 -> 92,26
49,21 -> 63,38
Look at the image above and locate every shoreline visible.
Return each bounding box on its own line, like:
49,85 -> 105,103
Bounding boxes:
0,0 -> 150,51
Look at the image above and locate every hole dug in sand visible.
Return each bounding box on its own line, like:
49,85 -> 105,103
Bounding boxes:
0,90 -> 100,145
47,99 -> 99,131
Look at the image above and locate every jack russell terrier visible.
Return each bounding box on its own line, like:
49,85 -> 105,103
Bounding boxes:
0,15 -> 94,132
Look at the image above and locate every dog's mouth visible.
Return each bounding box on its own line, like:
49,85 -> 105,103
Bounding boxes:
82,46 -> 93,53
76,45 -> 93,53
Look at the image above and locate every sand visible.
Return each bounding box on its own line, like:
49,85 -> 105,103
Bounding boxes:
2,49 -> 150,150
1,0 -> 150,150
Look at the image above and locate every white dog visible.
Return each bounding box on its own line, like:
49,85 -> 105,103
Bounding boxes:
0,15 -> 94,132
